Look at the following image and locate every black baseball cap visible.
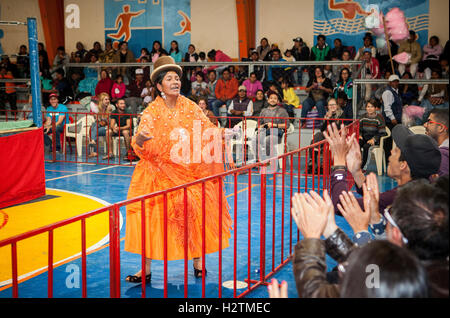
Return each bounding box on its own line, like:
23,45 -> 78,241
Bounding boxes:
293,37 -> 303,42
392,125 -> 441,179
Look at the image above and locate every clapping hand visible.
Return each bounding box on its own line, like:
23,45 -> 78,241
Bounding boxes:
337,191 -> 370,233
364,173 -> 381,224
268,279 -> 288,298
323,123 -> 355,166
291,191 -> 329,239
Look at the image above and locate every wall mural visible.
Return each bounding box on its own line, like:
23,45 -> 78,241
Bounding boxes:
104,0 -> 191,58
313,0 -> 429,48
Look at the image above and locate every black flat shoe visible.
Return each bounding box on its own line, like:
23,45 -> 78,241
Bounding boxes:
125,273 -> 151,283
193,265 -> 207,278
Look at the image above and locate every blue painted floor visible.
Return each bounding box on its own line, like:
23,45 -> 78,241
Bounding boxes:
0,154 -> 396,298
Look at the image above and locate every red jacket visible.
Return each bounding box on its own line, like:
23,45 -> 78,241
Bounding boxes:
95,77 -> 114,96
215,77 -> 238,101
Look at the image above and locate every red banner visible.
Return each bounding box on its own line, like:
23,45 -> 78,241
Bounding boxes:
0,128 -> 46,209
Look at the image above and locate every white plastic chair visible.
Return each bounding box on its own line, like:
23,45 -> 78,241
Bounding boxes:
63,114 -> 96,157
277,122 -> 295,169
367,126 -> 391,176
230,119 -> 258,165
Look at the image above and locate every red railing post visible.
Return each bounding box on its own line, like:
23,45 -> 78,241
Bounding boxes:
259,172 -> 266,283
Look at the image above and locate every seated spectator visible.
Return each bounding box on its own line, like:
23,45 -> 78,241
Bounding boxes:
242,72 -> 263,100
397,30 -> 422,78
330,38 -> 344,60
212,68 -> 238,118
0,67 -> 17,112
71,41 -> 88,62
336,91 -> 353,119
197,96 -> 218,126
53,68 -> 73,102
99,39 -> 115,63
228,85 -> 253,127
399,71 -> 419,105
283,49 -> 295,62
360,48 -> 380,101
354,33 -> 376,61
206,49 -> 232,74
126,68 -> 145,114
420,69 -> 449,112
301,66 -> 333,125
191,71 -> 208,98
83,53 -> 100,80
39,52 -> 51,79
374,70 -> 392,101
419,36 -> 443,76
205,70 -> 218,107
440,58 -> 449,79
291,37 -> 310,85
323,64 -> 337,86
310,34 -> 331,61
38,42 -> 50,72
258,91 -> 289,157
137,48 -> 150,63
95,70 -> 114,96
280,79 -> 298,119
89,41 -> 103,58
89,92 -> 115,159
333,49 -> 355,77
307,97 -> 347,173
43,93 -> 69,152
424,108 -> 449,177
256,37 -> 271,61
198,51 -> 207,63
190,66 -> 204,82
334,67 -> 353,107
16,45 -> 30,78
140,79 -> 154,106
169,40 -> 183,63
51,46 -> 69,78
110,98 -> 133,161
184,44 -> 199,62
377,40 -> 399,74
112,41 -> 136,82
235,65 -> 248,84
150,40 -> 163,63
266,48 -> 288,83
249,50 -> 265,82
111,74 -> 126,102
252,89 -> 268,118
359,98 -> 387,169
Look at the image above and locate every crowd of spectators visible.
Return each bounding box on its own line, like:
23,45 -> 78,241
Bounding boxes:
1,32 -> 449,164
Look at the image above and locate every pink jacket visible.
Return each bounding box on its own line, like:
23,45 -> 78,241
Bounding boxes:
111,83 -> 126,99
422,44 -> 443,61
207,50 -> 233,72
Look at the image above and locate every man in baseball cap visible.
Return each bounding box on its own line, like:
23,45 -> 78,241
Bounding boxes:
391,124 -> 441,180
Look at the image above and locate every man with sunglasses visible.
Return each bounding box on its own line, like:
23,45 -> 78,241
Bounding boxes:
424,108 -> 449,177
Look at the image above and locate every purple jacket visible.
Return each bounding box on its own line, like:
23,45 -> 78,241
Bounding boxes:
330,170 -> 398,214
438,146 -> 449,177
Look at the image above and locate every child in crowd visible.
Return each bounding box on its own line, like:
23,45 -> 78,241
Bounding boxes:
111,75 -> 126,102
141,80 -> 154,105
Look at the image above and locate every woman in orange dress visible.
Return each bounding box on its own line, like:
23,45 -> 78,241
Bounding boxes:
125,56 -> 232,283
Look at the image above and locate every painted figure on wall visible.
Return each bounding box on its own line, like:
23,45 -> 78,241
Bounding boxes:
108,5 -> 145,42
329,0 -> 374,20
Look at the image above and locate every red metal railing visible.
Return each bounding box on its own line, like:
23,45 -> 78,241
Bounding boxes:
0,115 -> 358,298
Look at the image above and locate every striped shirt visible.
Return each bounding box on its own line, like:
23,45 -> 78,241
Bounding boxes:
359,112 -> 386,143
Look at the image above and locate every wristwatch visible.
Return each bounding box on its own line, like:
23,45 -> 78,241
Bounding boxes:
331,165 -> 347,173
